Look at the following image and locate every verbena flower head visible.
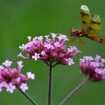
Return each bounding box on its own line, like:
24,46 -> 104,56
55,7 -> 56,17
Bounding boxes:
80,55 -> 105,81
19,33 -> 80,66
0,60 -> 35,93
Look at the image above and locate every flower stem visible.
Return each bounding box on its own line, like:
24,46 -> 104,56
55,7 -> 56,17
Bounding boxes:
17,88 -> 38,105
59,77 -> 90,105
48,62 -> 53,105
52,62 -> 59,68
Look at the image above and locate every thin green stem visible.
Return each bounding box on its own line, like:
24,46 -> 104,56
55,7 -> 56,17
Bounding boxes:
48,62 -> 53,105
17,88 -> 38,105
52,62 -> 60,68
59,77 -> 90,105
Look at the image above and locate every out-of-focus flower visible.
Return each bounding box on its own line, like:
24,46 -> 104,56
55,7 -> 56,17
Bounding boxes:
27,72 -> 35,80
19,33 -> 80,66
0,60 -> 35,93
80,55 -> 105,81
20,83 -> 29,92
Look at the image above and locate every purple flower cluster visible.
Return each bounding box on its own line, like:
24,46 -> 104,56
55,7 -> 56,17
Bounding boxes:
80,55 -> 105,81
0,60 -> 35,93
19,33 -> 80,65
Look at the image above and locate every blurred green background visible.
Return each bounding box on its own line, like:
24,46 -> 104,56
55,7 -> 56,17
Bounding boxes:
0,0 -> 105,105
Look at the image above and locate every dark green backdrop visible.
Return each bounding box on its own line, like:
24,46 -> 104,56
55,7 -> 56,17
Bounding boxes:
0,0 -> 105,105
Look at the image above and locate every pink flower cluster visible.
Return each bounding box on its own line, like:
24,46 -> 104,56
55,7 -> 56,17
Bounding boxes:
0,60 -> 35,93
80,55 -> 105,81
19,33 -> 80,65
